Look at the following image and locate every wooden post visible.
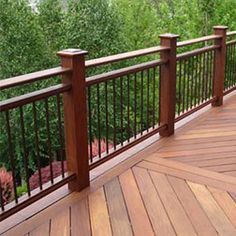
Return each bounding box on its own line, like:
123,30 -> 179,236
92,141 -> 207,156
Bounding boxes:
159,34 -> 179,137
57,49 -> 89,191
212,26 -> 228,107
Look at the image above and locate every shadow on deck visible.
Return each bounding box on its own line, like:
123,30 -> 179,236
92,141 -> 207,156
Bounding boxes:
1,93 -> 236,236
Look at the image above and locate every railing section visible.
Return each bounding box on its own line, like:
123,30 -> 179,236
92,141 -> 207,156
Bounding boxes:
0,68 -> 75,220
225,32 -> 236,93
0,26 -> 236,220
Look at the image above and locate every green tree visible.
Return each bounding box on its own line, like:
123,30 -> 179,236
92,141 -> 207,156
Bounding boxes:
115,0 -> 159,50
64,0 -> 125,59
37,0 -> 66,66
0,0 -> 50,79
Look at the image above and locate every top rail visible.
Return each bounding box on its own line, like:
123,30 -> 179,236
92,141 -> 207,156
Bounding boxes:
0,67 -> 72,90
86,59 -> 166,86
227,31 -> 236,36
0,84 -> 71,111
177,35 -> 222,48
85,46 -> 170,68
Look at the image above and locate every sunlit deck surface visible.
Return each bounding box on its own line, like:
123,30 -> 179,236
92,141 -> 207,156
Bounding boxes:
1,92 -> 236,236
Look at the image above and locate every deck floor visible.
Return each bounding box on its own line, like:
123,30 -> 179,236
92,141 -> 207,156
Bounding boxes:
1,93 -> 236,236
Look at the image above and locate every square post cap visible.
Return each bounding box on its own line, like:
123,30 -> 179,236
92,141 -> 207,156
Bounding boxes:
159,33 -> 179,39
57,49 -> 88,57
213,26 -> 228,30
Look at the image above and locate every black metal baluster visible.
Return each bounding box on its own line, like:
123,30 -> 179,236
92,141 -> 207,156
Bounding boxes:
127,75 -> 130,142
45,98 -> 53,184
186,59 -> 190,111
97,84 -> 101,157
141,71 -> 144,134
88,87 -> 93,162
178,61 -> 182,115
152,67 -> 156,128
0,179 -> 4,211
33,102 -> 42,190
158,66 -> 161,125
56,95 -> 65,177
113,79 -> 117,150
134,73 -> 137,138
19,106 -> 30,196
105,81 -> 109,153
120,77 -> 124,146
5,111 -> 18,203
146,69 -> 150,131
190,56 -> 194,109
182,59 -> 186,113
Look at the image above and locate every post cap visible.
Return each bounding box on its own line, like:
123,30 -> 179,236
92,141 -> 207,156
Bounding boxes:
213,26 -> 228,30
159,33 -> 179,39
57,49 -> 88,57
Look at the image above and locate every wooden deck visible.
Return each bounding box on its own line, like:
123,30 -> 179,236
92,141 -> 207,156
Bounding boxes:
1,93 -> 236,236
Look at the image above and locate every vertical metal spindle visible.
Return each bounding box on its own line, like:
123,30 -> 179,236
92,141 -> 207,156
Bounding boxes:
146,69 -> 150,131
230,44 -> 234,87
197,54 -> 201,104
178,60 -> 182,115
141,71 -> 144,134
19,106 -> 30,196
105,81 -> 109,153
96,84 -> 101,157
5,111 -> 18,203
202,52 -> 206,103
158,66 -> 161,126
113,79 -> 116,150
190,56 -> 195,109
56,94 -> 65,177
88,87 -> 93,162
152,67 -> 156,128
228,44 -> 232,88
182,59 -> 186,113
225,45 -> 229,89
120,77 -> 124,145
211,51 -> 215,97
127,75 -> 130,142
33,102 -> 42,190
194,55 -> 198,107
205,52 -> 210,100
233,43 -> 235,85
186,59 -> 190,111
45,98 -> 53,184
134,73 -> 137,138
232,44 -> 235,86
0,179 -> 4,211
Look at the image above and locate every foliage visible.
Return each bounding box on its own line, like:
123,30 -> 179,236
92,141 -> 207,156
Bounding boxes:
0,0 -> 50,79
17,183 -> 28,197
88,139 -> 113,158
0,167 -> 13,205
29,139 -> 112,190
29,161 -> 67,190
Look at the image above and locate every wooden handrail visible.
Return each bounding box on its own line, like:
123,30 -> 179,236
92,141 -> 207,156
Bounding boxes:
226,39 -> 236,45
0,67 -> 72,90
86,59 -> 167,86
0,84 -> 71,111
177,45 -> 220,61
85,46 -> 169,68
177,35 -> 222,47
227,31 -> 236,36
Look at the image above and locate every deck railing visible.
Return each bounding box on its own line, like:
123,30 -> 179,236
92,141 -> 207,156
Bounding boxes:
0,26 -> 235,220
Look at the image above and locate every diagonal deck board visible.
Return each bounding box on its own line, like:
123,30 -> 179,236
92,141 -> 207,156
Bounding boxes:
2,93 -> 236,236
